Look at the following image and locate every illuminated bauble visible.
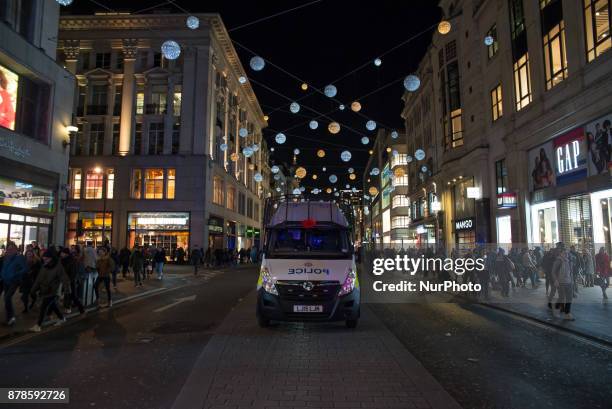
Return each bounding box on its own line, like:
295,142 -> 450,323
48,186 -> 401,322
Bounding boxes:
404,75 -> 421,92
242,147 -> 254,157
328,122 -> 341,134
361,136 -> 370,145
295,167 -> 307,179
248,163 -> 255,170
252,144 -> 259,152
421,165 -> 428,173
329,174 -> 338,183
364,207 -> 370,215
366,120 -> 377,131
301,83 -> 308,91
309,120 -> 319,130
394,167 -> 405,177
271,165 -> 280,174
274,174 -> 281,181
312,174 -> 318,180
250,56 -> 265,71
186,15 -> 200,29
348,168 -> 354,173
339,104 -> 345,111
484,35 -> 494,46
270,147 -> 275,152
290,102 -> 300,113
438,20 -> 451,35
263,115 -> 269,121
392,149 -> 399,157
324,85 -> 337,98
349,174 -> 356,180
322,166 -> 327,171
341,150 -> 352,162
368,186 -> 379,196
292,188 -> 301,195
161,40 -> 181,60
369,150 -> 374,155
407,155 -> 413,163
391,130 -> 399,139
220,143 -> 228,151
293,148 -> 300,155
276,187 -> 281,192
254,172 -> 263,183
374,58 -> 382,66
351,101 -> 362,112
238,76 -> 247,84
334,192 -> 339,197
370,167 -> 380,176
326,188 -> 332,194
300,186 -> 305,192
386,147 -> 392,153
230,152 -> 239,162
317,149 -> 326,158
56,0 -> 74,5
239,127 -> 248,138
415,148 -> 426,161
275,133 -> 286,144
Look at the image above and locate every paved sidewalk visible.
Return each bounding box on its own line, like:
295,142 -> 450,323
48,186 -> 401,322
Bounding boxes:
172,291 -> 461,409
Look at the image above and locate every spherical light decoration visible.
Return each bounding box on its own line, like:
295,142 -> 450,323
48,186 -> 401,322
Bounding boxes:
349,173 -> 356,180
322,166 -> 327,171
484,35 -> 494,46
292,188 -> 301,195
407,155 -> 413,163
317,149 -> 326,158
186,15 -> 200,30
364,207 -> 370,215
300,186 -> 305,192
252,144 -> 260,152
421,165 -> 428,173
295,167 -> 307,179
220,143 -> 228,151
271,165 -> 280,174
250,56 -> 265,71
368,186 -> 379,196
341,150 -> 352,162
276,187 -> 281,192
312,174 -> 318,180
238,76 -> 247,84
270,147 -> 275,152
415,148 -> 426,161
309,120 -> 319,130
301,83 -> 308,91
274,174 -> 281,181
56,0 -> 74,6
290,102 -> 300,113
339,104 -> 345,111
161,40 -> 181,60
329,174 -> 338,183
351,101 -> 362,112
263,115 -> 269,121
361,136 -> 370,145
275,133 -> 286,144
392,149 -> 399,157
334,192 -> 340,197
366,120 -> 377,131
324,85 -> 337,98
254,172 -> 263,183
248,163 -> 255,170
394,167 -> 405,177
230,152 -> 239,162
243,147 -> 254,157
293,148 -> 300,155
438,20 -> 451,35
348,168 -> 354,174
370,168 -> 380,176
391,130 -> 399,139
404,75 -> 421,92
386,147 -> 392,153
239,127 -> 248,138
326,188 -> 332,194
328,122 -> 341,134
374,58 -> 382,66
345,184 -> 350,189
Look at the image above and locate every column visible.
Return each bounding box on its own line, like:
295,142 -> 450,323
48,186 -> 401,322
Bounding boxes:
63,39 -> 80,75
119,39 -> 138,156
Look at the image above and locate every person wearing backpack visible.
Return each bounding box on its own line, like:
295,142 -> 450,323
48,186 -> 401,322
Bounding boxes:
30,249 -> 71,332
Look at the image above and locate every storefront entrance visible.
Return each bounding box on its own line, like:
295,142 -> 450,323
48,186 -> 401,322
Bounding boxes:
66,212 -> 112,247
0,211 -> 52,252
127,212 -> 189,254
591,189 -> 612,254
530,201 -> 558,246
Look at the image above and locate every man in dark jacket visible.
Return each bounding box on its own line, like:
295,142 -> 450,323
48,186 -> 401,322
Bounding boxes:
30,249 -> 71,332
129,246 -> 145,287
0,242 -> 27,326
60,248 -> 85,315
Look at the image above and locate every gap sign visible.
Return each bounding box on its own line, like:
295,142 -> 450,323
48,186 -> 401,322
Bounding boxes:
554,127 -> 587,185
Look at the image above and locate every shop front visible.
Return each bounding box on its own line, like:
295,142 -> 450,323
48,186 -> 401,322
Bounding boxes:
0,176 -> 55,251
226,220 -> 236,250
127,212 -> 189,254
66,211 -> 112,247
207,216 -> 224,249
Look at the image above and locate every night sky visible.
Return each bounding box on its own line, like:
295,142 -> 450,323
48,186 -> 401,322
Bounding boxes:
63,0 -> 441,190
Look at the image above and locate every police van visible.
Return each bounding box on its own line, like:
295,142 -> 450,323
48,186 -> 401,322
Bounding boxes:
256,198 -> 360,328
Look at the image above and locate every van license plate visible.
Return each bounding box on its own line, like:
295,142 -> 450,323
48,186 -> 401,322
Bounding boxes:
293,305 -> 323,313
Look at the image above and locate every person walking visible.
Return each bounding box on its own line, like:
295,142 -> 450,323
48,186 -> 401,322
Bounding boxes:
191,246 -> 202,275
129,246 -> 144,287
29,249 -> 71,332
154,247 -> 166,280
494,248 -> 514,297
94,247 -> 115,307
119,246 -> 131,278
0,242 -> 27,326
20,248 -> 41,313
83,242 -> 97,273
250,246 -> 258,264
552,247 -> 575,320
583,248 -> 595,287
521,248 -> 538,289
59,248 -> 85,315
595,247 -> 610,302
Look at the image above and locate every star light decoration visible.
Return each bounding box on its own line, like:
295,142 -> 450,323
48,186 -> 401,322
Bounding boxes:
290,102 -> 300,113
361,136 -> 370,145
341,150 -> 352,162
275,133 -> 286,144
366,120 -> 377,131
186,15 -> 200,30
309,120 -> 319,130
317,149 -> 326,158
161,40 -> 181,60
328,122 -> 341,134
250,56 -> 265,71
404,75 -> 420,92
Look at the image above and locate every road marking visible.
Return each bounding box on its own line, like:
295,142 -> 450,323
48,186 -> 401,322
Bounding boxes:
153,295 -> 197,313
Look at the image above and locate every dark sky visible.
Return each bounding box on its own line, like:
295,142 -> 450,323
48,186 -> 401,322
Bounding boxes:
63,0 -> 441,191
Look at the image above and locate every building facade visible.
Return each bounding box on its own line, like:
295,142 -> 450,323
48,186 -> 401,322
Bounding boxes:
0,0 -> 75,251
58,13 -> 269,254
402,0 -> 612,253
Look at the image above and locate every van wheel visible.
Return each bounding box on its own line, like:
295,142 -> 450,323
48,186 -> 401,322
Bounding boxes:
345,318 -> 358,329
257,315 -> 270,328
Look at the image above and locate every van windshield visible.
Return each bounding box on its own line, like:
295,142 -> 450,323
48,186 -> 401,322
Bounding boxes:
267,227 -> 351,259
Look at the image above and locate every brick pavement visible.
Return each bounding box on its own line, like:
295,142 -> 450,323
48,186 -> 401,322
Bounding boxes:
172,292 -> 461,409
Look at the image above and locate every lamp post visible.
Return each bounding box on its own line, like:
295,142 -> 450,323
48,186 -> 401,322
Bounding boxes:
94,166 -> 107,246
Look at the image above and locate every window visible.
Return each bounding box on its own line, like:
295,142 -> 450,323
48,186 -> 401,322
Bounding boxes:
106,169 -> 115,199
391,216 -> 410,229
513,53 -> 532,110
70,168 -> 82,199
394,175 -> 409,186
254,203 -> 260,222
80,52 -> 90,71
149,86 -> 167,114
391,154 -> 408,168
392,195 -> 409,209
136,92 -> 144,115
134,123 -> 142,155
247,198 -> 254,219
584,0 -> 611,62
14,75 -> 51,143
542,17 -> 568,89
238,192 -> 246,214
172,123 -> 180,154
495,159 -> 509,194
131,169 -> 142,199
173,85 -> 182,116
113,86 -> 122,116
509,0 -> 526,39
213,176 -> 224,205
89,123 -> 105,156
148,122 -> 164,155
112,123 -> 120,155
85,170 -> 104,199
116,52 -> 124,70
74,128 -> 85,156
487,25 -> 499,59
153,52 -> 167,68
77,86 -> 86,116
89,85 -> 108,115
227,186 -> 236,211
144,169 -> 164,199
450,109 -> 463,147
95,53 -> 111,69
491,84 -> 503,121
166,169 -> 175,200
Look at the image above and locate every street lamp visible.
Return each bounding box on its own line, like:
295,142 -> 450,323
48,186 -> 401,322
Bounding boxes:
94,167 -> 108,246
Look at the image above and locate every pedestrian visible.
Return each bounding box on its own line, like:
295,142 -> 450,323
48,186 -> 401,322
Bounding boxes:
129,246 -> 144,287
583,248 -> 595,287
94,247 -> 115,307
0,242 -> 27,326
494,248 -> 514,297
542,244 -> 559,296
83,242 -> 97,273
552,247 -> 575,320
59,248 -> 85,315
191,246 -> 202,275
521,248 -> 538,289
29,248 -> 71,332
154,246 -> 166,280
547,243 -> 564,310
595,247 -> 610,302
250,246 -> 258,264
20,248 -> 41,313
119,246 -> 131,278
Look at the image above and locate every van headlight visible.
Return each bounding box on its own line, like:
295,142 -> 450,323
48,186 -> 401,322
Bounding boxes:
260,267 -> 278,295
338,268 -> 357,296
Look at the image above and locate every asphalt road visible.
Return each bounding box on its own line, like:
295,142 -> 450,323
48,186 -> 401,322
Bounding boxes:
369,302 -> 612,409
0,266 -> 259,409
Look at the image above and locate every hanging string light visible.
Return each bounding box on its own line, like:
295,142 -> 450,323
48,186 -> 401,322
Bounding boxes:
370,167 -> 380,176
254,172 -> 263,182
351,101 -> 362,112
391,130 -> 399,139
368,186 -> 379,196
312,174 -> 318,180
328,122 -> 341,134
374,58 -> 382,66
361,136 -> 369,145
295,167 -> 307,179
186,15 -> 200,29
275,133 -> 286,144
238,76 -> 247,84
484,35 -> 494,46
56,0 -> 73,6
301,83 -> 308,91
230,152 -> 239,162
324,85 -> 337,98
239,127 -> 248,138
348,168 -> 354,173
366,120 -> 377,131
309,120 -> 319,130
341,150 -> 352,162
339,104 -> 345,110
250,56 -> 266,71
404,75 -> 421,91
415,149 -> 426,161
271,165 -> 280,174
326,188 -> 332,194
243,147 -> 254,157
290,102 -> 300,113
161,40 -> 181,60
438,20 -> 451,35
220,143 -> 228,151
252,144 -> 259,152
293,148 -> 300,155
349,174 -> 356,180
329,174 -> 338,183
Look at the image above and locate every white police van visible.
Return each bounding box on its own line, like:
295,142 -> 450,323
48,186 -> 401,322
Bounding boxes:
256,199 -> 360,328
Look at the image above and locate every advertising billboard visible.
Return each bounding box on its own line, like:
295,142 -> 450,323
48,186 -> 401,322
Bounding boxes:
585,113 -> 612,175
0,64 -> 18,131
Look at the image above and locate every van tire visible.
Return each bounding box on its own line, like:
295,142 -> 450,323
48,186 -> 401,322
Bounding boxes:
345,318 -> 358,329
257,315 -> 270,328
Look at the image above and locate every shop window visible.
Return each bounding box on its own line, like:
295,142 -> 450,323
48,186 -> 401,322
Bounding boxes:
227,186 -> 236,211
70,168 -> 82,199
542,22 -> 568,89
144,169 -> 164,199
166,169 -> 176,200
85,170 -> 104,199
127,212 -> 189,253
392,195 -> 409,209
391,154 -> 408,168
491,84 -> 503,122
530,201 -> 558,245
131,169 -> 142,199
66,211 -> 112,248
559,195 -> 592,246
495,159 -> 508,194
584,0 -> 611,62
391,216 -> 410,229
136,92 -> 145,115
213,176 -> 224,205
453,179 -> 475,220
148,122 -> 164,155
173,85 -> 182,117
394,175 -> 409,186
487,25 -> 499,59
513,53 -> 532,110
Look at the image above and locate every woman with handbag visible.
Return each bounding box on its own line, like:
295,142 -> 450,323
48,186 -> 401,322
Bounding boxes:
595,247 -> 610,302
